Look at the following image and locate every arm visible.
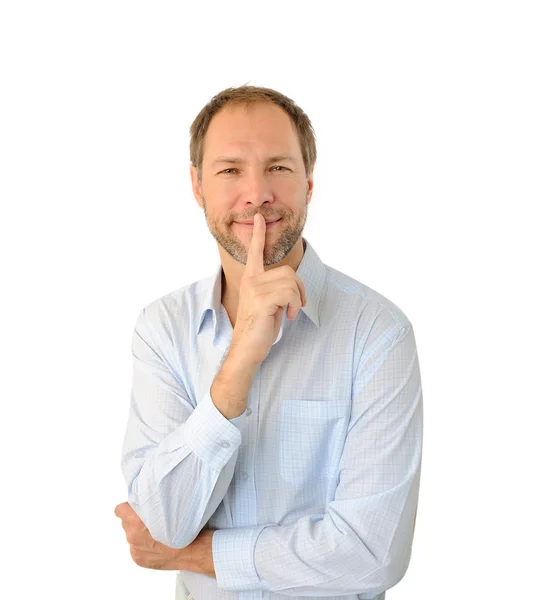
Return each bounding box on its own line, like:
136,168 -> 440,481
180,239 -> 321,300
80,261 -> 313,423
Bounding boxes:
121,304 -> 258,549
114,500 -> 217,577
211,323 -> 423,596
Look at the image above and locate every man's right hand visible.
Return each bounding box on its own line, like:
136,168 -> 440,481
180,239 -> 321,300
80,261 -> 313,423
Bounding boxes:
230,213 -> 307,365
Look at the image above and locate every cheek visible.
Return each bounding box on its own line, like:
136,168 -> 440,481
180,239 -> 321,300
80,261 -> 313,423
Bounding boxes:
273,178 -> 301,193
208,183 -> 237,207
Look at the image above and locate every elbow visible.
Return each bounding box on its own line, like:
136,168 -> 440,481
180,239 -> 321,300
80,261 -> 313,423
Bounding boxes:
127,488 -> 199,551
125,490 -> 174,549
142,519 -> 174,548
167,528 -> 205,550
139,515 -> 194,551
159,529 -> 196,550
127,496 -> 195,550
376,548 -> 412,592
151,529 -> 188,550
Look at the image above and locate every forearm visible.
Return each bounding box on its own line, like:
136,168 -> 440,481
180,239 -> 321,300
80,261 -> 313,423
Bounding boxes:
124,310 -> 260,550
125,389 -> 245,549
211,347 -> 260,419
125,349 -> 259,549
212,478 -> 419,596
179,528 -> 217,579
253,483 -> 419,595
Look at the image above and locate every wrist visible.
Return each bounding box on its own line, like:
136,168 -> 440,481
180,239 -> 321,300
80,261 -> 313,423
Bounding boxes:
183,529 -> 216,578
211,350 -> 259,420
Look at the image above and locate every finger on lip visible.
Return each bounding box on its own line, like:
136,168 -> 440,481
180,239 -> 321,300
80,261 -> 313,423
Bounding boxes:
237,215 -> 280,225
244,213 -> 266,275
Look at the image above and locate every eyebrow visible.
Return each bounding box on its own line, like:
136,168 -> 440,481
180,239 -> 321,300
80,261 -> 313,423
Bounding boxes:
211,154 -> 297,168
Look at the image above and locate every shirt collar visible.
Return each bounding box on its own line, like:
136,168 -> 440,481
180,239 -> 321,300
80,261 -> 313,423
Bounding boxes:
196,237 -> 325,340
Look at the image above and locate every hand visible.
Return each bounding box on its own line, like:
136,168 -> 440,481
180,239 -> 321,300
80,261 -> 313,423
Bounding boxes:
115,502 -> 184,570
231,213 -> 307,365
114,502 -> 215,576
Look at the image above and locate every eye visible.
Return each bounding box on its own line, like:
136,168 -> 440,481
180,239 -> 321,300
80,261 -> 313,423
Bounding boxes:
220,168 -> 238,174
270,166 -> 289,171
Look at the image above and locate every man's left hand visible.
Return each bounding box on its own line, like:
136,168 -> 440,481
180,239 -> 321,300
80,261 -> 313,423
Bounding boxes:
114,502 -> 215,577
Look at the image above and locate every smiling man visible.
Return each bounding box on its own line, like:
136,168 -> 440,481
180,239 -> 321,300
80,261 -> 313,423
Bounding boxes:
116,85 -> 423,600
193,98 -> 311,330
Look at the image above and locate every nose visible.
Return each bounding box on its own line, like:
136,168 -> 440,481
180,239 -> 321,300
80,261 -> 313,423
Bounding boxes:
242,169 -> 275,207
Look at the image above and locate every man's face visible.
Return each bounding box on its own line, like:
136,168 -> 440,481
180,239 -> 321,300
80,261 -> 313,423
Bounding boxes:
191,101 -> 313,266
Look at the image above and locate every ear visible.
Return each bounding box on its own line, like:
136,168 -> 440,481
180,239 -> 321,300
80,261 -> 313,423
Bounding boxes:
306,163 -> 314,205
190,164 -> 203,208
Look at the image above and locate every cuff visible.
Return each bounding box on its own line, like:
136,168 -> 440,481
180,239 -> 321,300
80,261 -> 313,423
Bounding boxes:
212,524 -> 271,591
170,388 -> 247,471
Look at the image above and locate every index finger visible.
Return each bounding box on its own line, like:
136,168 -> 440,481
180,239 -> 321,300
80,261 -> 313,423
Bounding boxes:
244,213 -> 266,277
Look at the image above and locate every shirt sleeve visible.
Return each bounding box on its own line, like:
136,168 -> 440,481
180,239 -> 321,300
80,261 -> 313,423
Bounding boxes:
212,323 -> 423,597
120,306 -> 248,549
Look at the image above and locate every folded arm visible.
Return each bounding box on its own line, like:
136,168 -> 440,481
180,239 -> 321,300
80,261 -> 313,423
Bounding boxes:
121,306 -> 247,549
212,324 -> 423,597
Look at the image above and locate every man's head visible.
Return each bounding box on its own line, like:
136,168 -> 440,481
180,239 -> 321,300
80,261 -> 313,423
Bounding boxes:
189,85 -> 316,267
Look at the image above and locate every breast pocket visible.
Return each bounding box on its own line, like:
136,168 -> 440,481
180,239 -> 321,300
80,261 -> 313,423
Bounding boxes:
279,399 -> 347,487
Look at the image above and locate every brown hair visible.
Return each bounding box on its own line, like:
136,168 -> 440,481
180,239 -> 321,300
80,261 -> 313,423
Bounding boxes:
189,85 -> 317,182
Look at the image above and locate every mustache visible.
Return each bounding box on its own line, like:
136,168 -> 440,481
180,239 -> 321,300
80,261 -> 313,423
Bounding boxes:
231,212 -> 284,223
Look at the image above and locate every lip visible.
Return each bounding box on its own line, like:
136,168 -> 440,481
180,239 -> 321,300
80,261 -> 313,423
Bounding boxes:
235,218 -> 282,226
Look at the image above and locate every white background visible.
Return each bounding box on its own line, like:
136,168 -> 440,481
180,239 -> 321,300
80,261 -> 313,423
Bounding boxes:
1,1 -> 535,598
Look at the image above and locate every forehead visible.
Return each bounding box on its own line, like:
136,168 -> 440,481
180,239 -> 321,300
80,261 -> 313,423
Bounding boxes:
204,102 -> 301,159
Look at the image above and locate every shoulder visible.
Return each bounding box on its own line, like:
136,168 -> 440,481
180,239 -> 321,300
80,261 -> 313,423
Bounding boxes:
324,264 -> 412,330
133,275 -> 209,342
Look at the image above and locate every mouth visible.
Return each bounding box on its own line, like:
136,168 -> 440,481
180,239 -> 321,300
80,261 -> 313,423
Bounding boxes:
235,218 -> 282,228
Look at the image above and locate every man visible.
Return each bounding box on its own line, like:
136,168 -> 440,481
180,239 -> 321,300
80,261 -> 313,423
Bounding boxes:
115,85 -> 423,600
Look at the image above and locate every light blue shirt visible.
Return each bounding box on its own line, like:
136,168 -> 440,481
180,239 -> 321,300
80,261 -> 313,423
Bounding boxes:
120,237 -> 423,600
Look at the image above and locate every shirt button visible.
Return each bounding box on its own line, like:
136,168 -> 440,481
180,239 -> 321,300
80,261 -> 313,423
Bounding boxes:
245,408 -> 252,416
241,472 -> 249,480
220,441 -> 230,448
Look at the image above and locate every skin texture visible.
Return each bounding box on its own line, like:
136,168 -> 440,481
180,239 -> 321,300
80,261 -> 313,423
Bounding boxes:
116,99 -> 316,575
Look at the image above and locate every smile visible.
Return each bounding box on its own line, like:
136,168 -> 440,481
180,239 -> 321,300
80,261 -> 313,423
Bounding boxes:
234,218 -> 282,228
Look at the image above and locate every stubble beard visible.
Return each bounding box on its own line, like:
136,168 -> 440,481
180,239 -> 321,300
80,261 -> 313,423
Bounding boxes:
202,194 -> 308,266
